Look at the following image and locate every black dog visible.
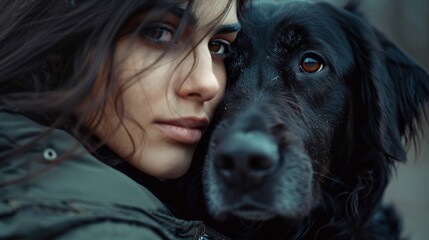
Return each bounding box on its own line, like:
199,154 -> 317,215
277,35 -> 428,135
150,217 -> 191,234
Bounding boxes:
194,1 -> 429,239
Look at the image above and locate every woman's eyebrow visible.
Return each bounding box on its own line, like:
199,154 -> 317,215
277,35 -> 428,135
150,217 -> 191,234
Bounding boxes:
216,23 -> 241,34
171,5 -> 241,34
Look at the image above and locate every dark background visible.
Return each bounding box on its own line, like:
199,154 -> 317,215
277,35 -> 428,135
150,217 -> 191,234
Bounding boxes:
261,0 -> 429,239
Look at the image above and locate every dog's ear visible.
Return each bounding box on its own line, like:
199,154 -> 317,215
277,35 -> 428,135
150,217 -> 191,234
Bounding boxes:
316,2 -> 429,227
372,28 -> 429,149
325,3 -> 429,163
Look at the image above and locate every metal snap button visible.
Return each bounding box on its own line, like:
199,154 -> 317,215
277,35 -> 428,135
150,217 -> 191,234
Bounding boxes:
43,148 -> 57,161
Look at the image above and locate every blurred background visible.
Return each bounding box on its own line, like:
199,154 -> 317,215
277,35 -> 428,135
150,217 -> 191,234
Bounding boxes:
259,0 -> 429,239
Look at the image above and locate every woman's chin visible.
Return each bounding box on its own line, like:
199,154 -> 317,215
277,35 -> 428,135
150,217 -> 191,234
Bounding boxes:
131,154 -> 192,179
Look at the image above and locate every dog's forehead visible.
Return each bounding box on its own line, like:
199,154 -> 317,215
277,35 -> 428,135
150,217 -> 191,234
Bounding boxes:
238,2 -> 355,75
245,3 -> 306,30
244,2 -> 348,46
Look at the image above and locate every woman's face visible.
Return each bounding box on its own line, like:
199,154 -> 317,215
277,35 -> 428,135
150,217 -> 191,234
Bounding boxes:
91,0 -> 239,178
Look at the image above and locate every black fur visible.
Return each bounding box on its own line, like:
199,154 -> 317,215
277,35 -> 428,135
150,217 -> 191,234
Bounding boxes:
194,1 -> 429,239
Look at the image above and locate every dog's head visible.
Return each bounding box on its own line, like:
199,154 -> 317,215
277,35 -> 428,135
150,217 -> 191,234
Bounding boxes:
202,0 -> 429,231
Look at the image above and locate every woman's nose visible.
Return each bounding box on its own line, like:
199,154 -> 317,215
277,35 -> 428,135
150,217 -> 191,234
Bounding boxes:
177,45 -> 223,102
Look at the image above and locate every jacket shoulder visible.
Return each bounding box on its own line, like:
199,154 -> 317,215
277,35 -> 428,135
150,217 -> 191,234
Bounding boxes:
0,110 -> 53,149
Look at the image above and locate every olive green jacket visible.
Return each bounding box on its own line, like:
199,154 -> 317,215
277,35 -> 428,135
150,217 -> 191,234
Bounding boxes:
0,111 -> 226,240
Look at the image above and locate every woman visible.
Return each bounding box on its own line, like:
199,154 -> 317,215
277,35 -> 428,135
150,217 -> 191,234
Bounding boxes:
0,0 -> 246,239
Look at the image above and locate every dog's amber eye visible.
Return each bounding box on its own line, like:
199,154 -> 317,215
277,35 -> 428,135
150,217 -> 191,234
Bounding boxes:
300,55 -> 324,73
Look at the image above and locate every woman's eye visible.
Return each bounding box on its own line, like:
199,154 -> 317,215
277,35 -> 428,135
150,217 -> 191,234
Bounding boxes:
140,24 -> 175,44
300,54 -> 324,73
209,39 -> 231,58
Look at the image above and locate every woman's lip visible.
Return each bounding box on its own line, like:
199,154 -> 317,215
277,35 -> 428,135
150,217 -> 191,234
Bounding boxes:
155,118 -> 208,144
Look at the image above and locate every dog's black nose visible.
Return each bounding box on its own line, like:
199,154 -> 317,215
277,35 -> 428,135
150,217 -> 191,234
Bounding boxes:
214,131 -> 279,189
